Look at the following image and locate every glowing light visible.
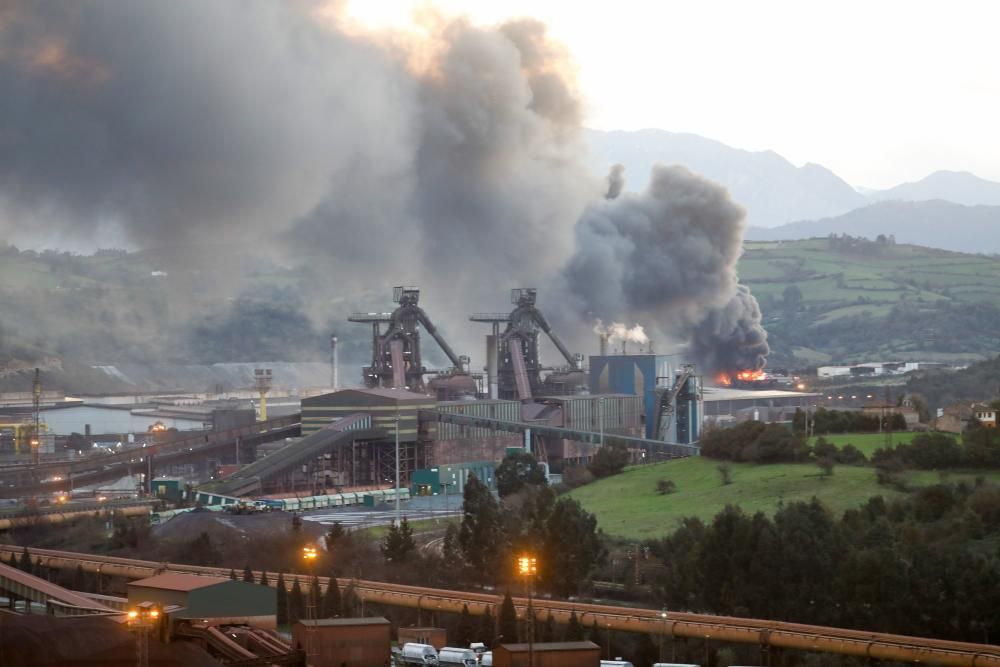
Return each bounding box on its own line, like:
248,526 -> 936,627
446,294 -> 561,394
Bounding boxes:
517,554 -> 537,576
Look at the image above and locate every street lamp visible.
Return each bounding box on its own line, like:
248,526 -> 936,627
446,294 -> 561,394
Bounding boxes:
302,546 -> 318,666
394,410 -> 401,525
659,609 -> 669,662
598,397 -> 605,447
517,554 -> 538,667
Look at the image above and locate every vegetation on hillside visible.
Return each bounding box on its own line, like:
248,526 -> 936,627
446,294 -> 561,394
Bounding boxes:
740,236 -> 1000,367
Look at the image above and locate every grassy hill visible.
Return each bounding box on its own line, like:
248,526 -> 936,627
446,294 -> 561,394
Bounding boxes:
569,455 -> 1000,540
739,237 -> 1000,367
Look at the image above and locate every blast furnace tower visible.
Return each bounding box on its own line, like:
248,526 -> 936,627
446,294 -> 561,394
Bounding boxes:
471,288 -> 579,401
349,286 -> 464,391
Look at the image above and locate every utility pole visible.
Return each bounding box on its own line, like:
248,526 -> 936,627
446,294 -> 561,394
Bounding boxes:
394,409 -> 401,525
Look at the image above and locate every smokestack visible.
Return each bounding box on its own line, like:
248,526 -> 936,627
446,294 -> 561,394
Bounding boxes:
648,339 -> 654,355
599,332 -> 608,356
622,340 -> 627,355
330,334 -> 338,390
486,335 -> 499,400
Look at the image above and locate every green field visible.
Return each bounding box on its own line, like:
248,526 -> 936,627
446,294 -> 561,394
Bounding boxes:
807,431 -> 921,457
569,456 -> 1000,540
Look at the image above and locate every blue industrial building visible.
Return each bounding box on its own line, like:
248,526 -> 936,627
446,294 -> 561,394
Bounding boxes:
588,354 -> 702,443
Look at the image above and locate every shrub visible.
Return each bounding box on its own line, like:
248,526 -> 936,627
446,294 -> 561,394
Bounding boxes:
656,479 -> 677,495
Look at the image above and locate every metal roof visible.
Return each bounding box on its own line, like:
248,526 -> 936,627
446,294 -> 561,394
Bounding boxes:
128,573 -> 228,592
498,641 -> 599,652
297,617 -> 390,627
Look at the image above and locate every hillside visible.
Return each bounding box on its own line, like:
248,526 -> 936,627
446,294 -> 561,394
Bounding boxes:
586,128 -> 865,227
746,200 -> 1000,254
738,237 -> 1000,368
569,456 -> 1000,540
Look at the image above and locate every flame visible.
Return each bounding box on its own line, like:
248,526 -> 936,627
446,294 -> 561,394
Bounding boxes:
736,369 -> 765,382
716,369 -> 765,386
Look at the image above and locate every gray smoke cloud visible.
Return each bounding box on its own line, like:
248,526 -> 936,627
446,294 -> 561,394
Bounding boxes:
0,2 -> 766,376
566,164 -> 769,373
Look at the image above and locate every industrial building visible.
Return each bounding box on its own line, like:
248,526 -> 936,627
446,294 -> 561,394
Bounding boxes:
493,641 -> 601,667
292,617 -> 391,667
127,573 -> 276,626
702,386 -> 821,424
589,353 -> 702,443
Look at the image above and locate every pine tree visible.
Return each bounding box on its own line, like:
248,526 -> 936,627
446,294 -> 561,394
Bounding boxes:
459,476 -> 502,580
381,517 -> 417,563
289,579 -> 304,626
18,546 -> 31,573
72,564 -> 86,592
7,552 -> 17,569
323,574 -> 341,618
499,591 -> 518,644
479,606 -> 496,645
540,612 -> 555,642
276,573 -> 288,626
564,610 -> 583,641
455,604 -> 475,647
34,557 -> 45,580
309,576 -> 322,619
229,569 -> 237,580
587,620 -> 601,646
243,564 -> 255,583
259,570 -> 269,587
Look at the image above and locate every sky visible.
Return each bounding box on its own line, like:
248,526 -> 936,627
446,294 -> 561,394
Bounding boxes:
344,0 -> 1000,189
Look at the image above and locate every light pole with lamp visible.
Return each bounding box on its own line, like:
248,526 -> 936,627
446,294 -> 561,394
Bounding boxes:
302,546 -> 318,666
598,397 -> 605,447
517,554 -> 538,667
659,608 -> 670,662
126,603 -> 160,667
394,409 -> 401,525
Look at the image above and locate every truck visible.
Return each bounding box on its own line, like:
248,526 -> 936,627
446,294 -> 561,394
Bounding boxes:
438,647 -> 477,667
479,652 -> 492,666
401,643 -> 439,665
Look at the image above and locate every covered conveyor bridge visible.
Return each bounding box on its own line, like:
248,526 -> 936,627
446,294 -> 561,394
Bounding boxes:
210,414 -> 385,496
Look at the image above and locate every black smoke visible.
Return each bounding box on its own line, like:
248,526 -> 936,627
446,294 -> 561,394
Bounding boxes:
566,164 -> 769,372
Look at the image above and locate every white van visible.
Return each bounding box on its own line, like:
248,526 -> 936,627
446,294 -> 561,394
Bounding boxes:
600,661 -> 635,667
401,643 -> 439,665
480,652 -> 492,666
438,647 -> 478,667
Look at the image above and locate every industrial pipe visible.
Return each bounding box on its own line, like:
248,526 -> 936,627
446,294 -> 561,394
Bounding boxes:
2,545 -> 997,667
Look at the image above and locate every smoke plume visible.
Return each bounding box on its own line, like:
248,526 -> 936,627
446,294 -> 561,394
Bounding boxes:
566,164 -> 769,372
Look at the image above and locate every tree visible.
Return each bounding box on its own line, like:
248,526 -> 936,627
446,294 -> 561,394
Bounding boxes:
72,564 -> 86,592
18,546 -> 31,573
325,522 -> 349,550
442,522 -> 464,571
276,573 -> 288,626
243,564 -> 255,583
309,576 -> 322,618
588,443 -> 629,478
323,574 -> 341,618
782,284 -> 803,309
816,457 -> 835,478
499,591 -> 518,644
229,569 -> 237,580
496,451 -> 548,497
259,570 -> 270,587
381,517 -> 417,563
455,604 -> 475,647
540,612 -> 556,642
289,579 -> 304,625
188,532 -> 221,566
459,475 -> 503,579
565,610 -> 583,641
543,497 -> 606,597
479,606 -> 496,645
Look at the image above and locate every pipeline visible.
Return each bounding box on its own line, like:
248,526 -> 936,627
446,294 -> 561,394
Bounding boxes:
1,545 -> 997,667
0,504 -> 150,531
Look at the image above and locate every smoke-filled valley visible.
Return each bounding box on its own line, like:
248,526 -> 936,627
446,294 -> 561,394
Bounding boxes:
0,0 -> 767,388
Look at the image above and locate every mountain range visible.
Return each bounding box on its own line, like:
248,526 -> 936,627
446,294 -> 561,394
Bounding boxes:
586,129 -> 1000,252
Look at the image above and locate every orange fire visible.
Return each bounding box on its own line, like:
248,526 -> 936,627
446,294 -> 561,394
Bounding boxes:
716,369 -> 766,386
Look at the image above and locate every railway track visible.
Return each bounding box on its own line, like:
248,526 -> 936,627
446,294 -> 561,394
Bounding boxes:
1,544 -> 996,666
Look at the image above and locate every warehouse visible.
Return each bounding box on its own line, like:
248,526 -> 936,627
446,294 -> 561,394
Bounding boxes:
292,617 -> 390,667
127,573 -> 275,626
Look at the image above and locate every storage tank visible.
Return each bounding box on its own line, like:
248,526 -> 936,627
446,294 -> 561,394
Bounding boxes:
438,647 -> 478,666
401,643 -> 439,665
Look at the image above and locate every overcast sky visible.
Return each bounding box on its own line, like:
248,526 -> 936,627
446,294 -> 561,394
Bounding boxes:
346,0 -> 999,189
